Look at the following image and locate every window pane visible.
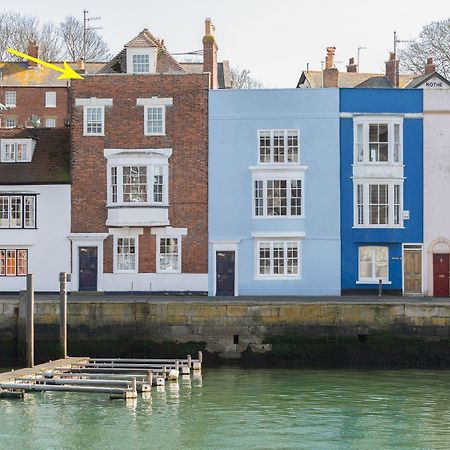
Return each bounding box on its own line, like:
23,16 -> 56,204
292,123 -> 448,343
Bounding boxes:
290,180 -> 302,216
0,196 -> 9,227
287,131 -> 299,163
273,131 -> 285,163
153,165 -> 164,203
123,166 -> 147,202
394,185 -> 400,225
5,91 -> 16,107
116,237 -> 136,271
10,196 -> 22,228
45,119 -> 56,128
267,180 -> 287,216
24,196 -> 35,228
357,184 -> 364,225
147,107 -> 164,134
379,144 -> 388,162
259,242 -> 271,275
356,124 -> 364,162
254,180 -> 263,216
133,54 -> 150,73
375,247 -> 388,279
45,92 -> 56,107
6,250 -> 16,276
111,167 -> 118,203
359,247 -> 373,278
379,124 -> 388,142
0,250 -> 5,275
17,250 -> 27,275
259,131 -> 271,163
86,107 -> 103,134
287,242 -> 299,275
273,242 -> 285,275
159,237 -> 179,271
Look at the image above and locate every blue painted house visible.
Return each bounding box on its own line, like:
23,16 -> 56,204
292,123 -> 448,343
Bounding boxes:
209,89 -> 341,296
340,89 -> 424,295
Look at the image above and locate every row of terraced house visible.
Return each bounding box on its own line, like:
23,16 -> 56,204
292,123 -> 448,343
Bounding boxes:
1,20 -> 450,297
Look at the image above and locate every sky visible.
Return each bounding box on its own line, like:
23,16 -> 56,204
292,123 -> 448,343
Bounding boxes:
7,0 -> 450,87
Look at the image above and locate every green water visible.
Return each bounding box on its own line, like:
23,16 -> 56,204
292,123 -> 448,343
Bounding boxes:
1,368 -> 450,449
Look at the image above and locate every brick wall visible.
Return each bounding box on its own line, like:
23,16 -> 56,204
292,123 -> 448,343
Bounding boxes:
71,74 -> 209,274
0,86 -> 69,128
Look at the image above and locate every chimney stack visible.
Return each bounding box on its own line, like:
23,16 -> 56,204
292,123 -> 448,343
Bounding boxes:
27,41 -> 39,68
203,18 -> 218,89
346,57 -> 357,73
323,47 -> 339,88
385,52 -> 399,87
425,57 -> 436,74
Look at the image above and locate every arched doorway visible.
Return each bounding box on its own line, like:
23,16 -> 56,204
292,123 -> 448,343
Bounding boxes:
428,238 -> 450,297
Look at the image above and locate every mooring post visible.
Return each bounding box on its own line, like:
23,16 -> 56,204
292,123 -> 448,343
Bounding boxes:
187,354 -> 192,369
378,278 -> 382,298
198,351 -> 203,364
59,272 -> 68,359
147,370 -> 153,387
26,274 -> 35,368
175,359 -> 180,372
17,290 -> 27,362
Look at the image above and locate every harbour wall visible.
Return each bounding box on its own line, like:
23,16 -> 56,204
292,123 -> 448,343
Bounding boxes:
1,298 -> 450,367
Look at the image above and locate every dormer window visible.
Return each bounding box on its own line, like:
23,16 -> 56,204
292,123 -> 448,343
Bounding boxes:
0,139 -> 35,163
126,48 -> 156,74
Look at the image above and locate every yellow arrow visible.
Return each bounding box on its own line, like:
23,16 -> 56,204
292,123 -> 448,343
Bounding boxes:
7,48 -> 84,80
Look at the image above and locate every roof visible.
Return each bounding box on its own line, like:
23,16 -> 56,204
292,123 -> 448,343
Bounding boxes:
404,71 -> 450,89
179,60 -> 232,88
0,128 -> 70,184
297,71 -> 415,89
100,29 -> 185,74
0,62 -> 105,87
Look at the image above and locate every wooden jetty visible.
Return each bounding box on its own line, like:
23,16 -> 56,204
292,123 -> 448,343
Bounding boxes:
0,352 -> 202,402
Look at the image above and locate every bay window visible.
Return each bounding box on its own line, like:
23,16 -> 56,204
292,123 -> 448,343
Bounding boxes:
254,178 -> 302,217
256,240 -> 300,278
0,194 -> 36,229
354,183 -> 402,227
0,249 -> 28,276
358,246 -> 388,283
109,164 -> 167,205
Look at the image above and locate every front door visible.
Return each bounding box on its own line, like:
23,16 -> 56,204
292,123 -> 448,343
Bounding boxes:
433,253 -> 449,297
403,247 -> 422,294
216,251 -> 235,296
79,247 -> 98,291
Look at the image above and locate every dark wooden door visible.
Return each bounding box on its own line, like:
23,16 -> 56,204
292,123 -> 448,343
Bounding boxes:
79,247 -> 98,291
433,254 -> 449,297
216,251 -> 235,296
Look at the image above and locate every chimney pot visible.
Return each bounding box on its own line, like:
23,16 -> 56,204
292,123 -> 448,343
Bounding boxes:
385,52 -> 399,87
325,46 -> 336,69
203,18 -> 218,89
346,57 -> 357,73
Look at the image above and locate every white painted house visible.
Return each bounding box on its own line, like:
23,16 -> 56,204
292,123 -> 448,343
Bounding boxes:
0,128 -> 71,292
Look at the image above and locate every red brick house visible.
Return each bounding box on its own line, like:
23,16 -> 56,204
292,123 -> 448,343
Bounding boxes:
69,19 -> 227,292
0,42 -> 104,128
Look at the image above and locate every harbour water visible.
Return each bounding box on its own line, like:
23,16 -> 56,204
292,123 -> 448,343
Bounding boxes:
1,367 -> 450,449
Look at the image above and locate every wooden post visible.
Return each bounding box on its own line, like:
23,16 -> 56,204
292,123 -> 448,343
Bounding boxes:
198,351 -> 203,364
147,370 -> 153,387
59,272 -> 68,359
378,279 -> 382,298
175,359 -> 180,371
187,354 -> 192,369
17,291 -> 27,362
26,274 -> 34,368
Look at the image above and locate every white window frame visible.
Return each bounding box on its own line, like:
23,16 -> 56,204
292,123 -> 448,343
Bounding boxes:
0,194 -> 37,229
353,116 -> 403,165
254,238 -> 302,280
137,97 -> 172,136
353,180 -> 403,228
113,235 -> 138,274
132,54 -> 150,74
45,91 -> 56,108
258,130 -> 300,164
126,48 -> 157,74
83,106 -> 104,136
0,139 -> 34,163
357,245 -> 390,284
0,249 -> 28,277
153,228 -> 187,274
45,118 -> 56,128
4,118 -> 16,128
5,91 -> 16,107
253,178 -> 303,218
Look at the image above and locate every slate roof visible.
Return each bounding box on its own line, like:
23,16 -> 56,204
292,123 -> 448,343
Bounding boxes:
180,60 -> 232,88
0,62 -> 105,87
297,71 -> 415,88
100,29 -> 185,74
404,71 -> 450,88
0,128 -> 70,184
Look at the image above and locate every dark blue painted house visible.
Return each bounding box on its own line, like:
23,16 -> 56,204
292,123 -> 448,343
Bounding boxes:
340,89 -> 424,295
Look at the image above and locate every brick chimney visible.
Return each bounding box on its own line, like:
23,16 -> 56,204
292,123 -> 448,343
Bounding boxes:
203,18 -> 218,89
346,57 -> 357,73
385,52 -> 399,87
425,57 -> 436,74
323,47 -> 338,88
27,41 -> 39,68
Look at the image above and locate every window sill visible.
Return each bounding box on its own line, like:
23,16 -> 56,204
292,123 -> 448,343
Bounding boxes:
107,203 -> 168,208
356,280 -> 392,285
5,105 -> 16,108
83,133 -> 105,137
352,226 -> 405,229
144,132 -> 166,137
113,270 -> 138,274
255,275 -> 301,281
156,270 -> 182,274
45,105 -> 57,108
252,215 -> 304,220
